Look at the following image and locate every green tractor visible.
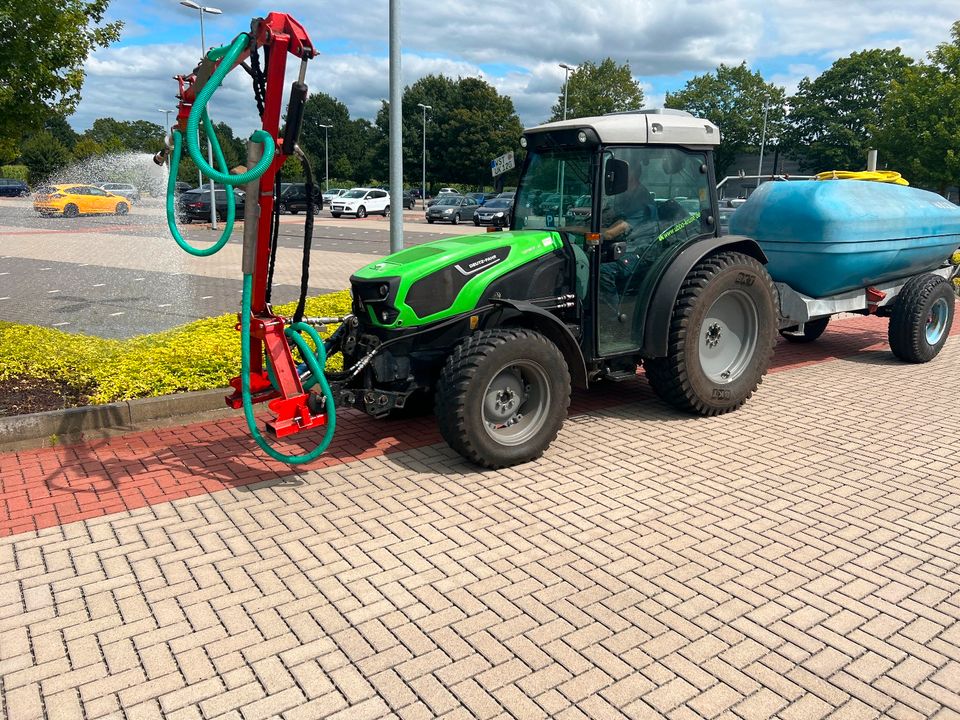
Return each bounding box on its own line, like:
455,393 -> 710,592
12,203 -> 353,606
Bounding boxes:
329,110 -> 777,468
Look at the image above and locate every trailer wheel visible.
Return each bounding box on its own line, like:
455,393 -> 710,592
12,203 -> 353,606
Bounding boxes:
780,316 -> 829,343
645,251 -> 777,416
435,328 -> 571,468
888,274 -> 955,363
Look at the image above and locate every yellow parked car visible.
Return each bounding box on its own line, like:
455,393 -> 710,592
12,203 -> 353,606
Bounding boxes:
33,184 -> 132,218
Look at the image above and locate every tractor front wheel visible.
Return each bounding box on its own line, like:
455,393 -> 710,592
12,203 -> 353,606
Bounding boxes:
435,328 -> 571,468
645,251 -> 777,416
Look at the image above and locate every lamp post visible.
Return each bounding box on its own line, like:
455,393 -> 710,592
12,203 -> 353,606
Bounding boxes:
158,108 -> 174,130
318,123 -> 332,192
756,103 -> 769,192
417,103 -> 431,208
181,0 -> 222,228
559,63 -> 576,120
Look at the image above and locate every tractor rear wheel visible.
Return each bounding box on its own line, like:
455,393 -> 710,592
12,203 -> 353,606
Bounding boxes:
888,273 -> 955,363
645,251 -> 777,416
435,328 -> 571,468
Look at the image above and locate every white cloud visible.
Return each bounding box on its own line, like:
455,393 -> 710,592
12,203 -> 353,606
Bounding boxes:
71,0 -> 960,134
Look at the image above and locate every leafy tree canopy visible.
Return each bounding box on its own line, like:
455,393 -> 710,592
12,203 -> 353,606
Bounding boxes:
783,48 -> 912,172
84,118 -> 164,154
374,75 -> 524,188
876,22 -> 960,194
665,62 -> 786,178
0,0 -> 122,162
549,58 -> 645,121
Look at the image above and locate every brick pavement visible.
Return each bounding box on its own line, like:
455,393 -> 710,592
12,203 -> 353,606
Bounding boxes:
1,316 -> 959,718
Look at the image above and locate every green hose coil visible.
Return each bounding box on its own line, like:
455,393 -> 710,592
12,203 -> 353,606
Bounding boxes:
164,31 -> 336,464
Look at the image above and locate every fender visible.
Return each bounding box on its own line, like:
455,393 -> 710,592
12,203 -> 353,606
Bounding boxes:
490,299 -> 589,389
641,234 -> 768,358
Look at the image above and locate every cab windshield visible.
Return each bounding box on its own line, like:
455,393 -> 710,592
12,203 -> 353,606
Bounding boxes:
513,148 -> 593,231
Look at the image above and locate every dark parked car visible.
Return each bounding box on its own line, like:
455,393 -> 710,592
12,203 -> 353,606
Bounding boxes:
173,181 -> 193,195
465,192 -> 488,206
401,190 -> 416,210
177,187 -> 245,223
425,195 -> 479,224
278,183 -> 322,214
0,178 -> 29,197
473,197 -> 513,227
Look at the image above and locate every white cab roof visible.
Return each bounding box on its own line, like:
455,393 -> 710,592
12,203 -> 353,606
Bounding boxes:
526,109 -> 720,148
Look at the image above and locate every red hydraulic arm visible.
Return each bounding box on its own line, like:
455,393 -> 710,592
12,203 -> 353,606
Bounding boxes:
173,14 -> 325,438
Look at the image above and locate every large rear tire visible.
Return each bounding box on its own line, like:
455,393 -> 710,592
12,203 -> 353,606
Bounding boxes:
645,251 -> 777,416
435,329 -> 571,468
888,274 -> 955,363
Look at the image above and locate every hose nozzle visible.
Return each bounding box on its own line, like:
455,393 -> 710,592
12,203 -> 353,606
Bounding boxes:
153,148 -> 169,166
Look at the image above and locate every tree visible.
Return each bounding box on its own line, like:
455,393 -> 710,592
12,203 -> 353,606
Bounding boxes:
84,118 -> 165,153
20,132 -> 72,185
549,59 -> 645,121
783,49 -> 912,172
71,137 -> 106,162
0,0 -> 122,162
374,75 -> 524,187
665,63 -> 786,178
876,22 -> 960,194
299,92 -> 360,181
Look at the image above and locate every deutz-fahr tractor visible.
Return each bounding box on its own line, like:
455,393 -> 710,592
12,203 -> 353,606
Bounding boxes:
333,110 -> 779,467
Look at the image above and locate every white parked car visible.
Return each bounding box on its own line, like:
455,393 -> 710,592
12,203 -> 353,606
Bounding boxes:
322,188 -> 348,204
438,187 -> 459,196
99,182 -> 140,202
329,187 -> 390,218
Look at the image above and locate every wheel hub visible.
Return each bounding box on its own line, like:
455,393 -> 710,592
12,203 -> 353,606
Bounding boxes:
705,323 -> 722,348
481,361 -> 550,446
485,373 -> 525,425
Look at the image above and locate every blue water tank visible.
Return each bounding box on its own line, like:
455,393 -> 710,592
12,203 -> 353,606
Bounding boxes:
729,180 -> 960,297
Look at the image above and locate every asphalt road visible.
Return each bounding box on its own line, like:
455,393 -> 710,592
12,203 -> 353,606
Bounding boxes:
0,198 -> 480,339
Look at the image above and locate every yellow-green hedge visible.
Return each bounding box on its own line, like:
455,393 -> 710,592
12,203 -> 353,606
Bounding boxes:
0,290 -> 352,404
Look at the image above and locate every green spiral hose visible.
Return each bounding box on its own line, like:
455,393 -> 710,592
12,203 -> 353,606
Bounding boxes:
164,31 -> 336,464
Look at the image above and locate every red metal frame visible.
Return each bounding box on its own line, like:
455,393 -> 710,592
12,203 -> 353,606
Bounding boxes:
175,13 -> 326,438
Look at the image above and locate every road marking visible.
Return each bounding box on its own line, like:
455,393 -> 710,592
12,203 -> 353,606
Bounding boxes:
0,272 -> 8,276
0,297 -> 9,301
158,303 -> 172,308
52,322 -> 71,327
92,283 -> 106,287
201,295 -> 213,299
40,267 -> 51,270
109,311 -> 125,316
47,289 -> 60,293
133,277 -> 145,281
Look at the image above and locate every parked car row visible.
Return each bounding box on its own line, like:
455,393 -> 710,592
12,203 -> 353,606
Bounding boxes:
425,192 -> 515,225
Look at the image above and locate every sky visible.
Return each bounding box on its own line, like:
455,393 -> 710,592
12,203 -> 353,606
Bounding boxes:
72,0 -> 959,138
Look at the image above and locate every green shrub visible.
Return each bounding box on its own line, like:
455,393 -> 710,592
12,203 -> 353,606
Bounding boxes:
0,290 -> 352,404
0,165 -> 29,183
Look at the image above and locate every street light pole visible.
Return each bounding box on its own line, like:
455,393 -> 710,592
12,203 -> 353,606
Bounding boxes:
318,123 -> 332,192
181,0 -> 223,228
559,63 -> 576,120
756,103 -> 770,191
417,103 -> 431,209
388,0 -> 402,253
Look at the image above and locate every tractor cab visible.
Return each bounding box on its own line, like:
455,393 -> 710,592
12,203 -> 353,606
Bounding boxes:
514,110 -> 721,358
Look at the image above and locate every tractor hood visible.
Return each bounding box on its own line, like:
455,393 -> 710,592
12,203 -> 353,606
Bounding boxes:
350,230 -> 564,327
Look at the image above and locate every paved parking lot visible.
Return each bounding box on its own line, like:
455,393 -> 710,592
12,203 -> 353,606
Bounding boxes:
1,315 -> 959,719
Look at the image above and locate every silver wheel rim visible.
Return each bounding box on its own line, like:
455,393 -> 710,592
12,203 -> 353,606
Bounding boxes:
481,360 -> 550,446
699,289 -> 759,384
926,297 -> 949,344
